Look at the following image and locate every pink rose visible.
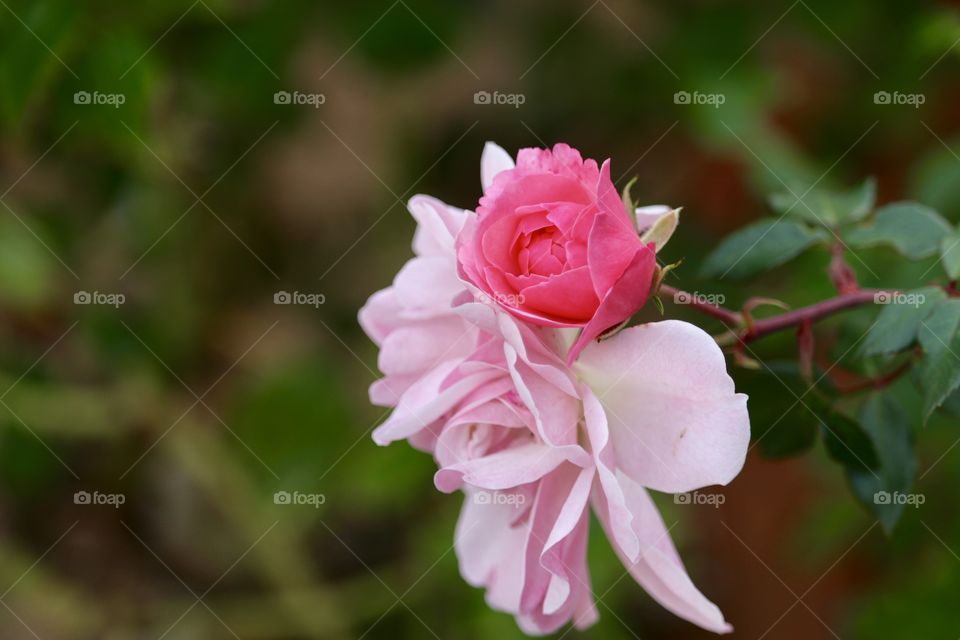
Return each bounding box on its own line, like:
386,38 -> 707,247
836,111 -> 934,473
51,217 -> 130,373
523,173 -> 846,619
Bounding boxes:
458,142 -> 658,363
360,144 -> 750,635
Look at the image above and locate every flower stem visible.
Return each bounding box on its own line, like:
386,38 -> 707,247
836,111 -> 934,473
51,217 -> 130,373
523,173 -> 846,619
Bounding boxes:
658,285 -> 889,347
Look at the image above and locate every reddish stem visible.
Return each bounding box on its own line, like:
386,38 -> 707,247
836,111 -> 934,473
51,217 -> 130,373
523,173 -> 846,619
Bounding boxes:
828,243 -> 859,294
834,357 -> 915,394
657,285 -> 742,326
735,289 -> 883,344
659,285 -> 888,346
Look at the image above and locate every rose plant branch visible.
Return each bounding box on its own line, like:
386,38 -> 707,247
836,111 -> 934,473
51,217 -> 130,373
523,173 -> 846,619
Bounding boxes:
658,284 -> 890,347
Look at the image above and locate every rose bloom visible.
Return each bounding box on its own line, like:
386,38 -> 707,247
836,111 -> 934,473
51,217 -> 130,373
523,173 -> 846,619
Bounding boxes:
359,143 -> 750,635
458,143 -> 658,363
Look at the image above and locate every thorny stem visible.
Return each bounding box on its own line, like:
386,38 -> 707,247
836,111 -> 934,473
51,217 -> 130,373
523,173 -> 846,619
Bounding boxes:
834,356 -> 915,394
657,284 -> 889,347
828,242 -> 859,294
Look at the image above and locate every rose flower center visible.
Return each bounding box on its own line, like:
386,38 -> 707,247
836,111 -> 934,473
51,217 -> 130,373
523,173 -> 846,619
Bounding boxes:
515,226 -> 567,277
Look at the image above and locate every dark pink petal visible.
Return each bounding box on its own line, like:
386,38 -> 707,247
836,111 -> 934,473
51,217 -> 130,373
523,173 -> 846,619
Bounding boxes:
567,243 -> 656,364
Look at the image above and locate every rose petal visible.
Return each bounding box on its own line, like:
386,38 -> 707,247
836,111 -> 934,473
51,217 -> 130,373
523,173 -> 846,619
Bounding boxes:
378,317 -> 474,377
434,442 -> 572,493
455,488 -> 527,612
481,142 -> 516,192
575,320 -> 750,493
410,195 -> 467,257
371,362 -> 500,446
394,255 -> 464,312
594,471 -> 733,633
567,243 -> 656,364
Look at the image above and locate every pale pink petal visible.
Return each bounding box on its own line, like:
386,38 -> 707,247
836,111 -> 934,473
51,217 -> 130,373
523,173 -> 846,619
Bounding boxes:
518,463 -> 594,634
369,377 -> 408,406
434,403 -> 529,469
409,195 -> 467,257
455,488 -> 527,612
481,142 -> 516,192
594,471 -> 732,633
581,384 -> 639,561
434,442 -> 572,493
504,345 -> 582,448
378,317 -> 474,377
576,320 -> 750,493
393,256 -> 464,312
371,362 -> 500,446
540,466 -> 593,614
358,288 -> 403,346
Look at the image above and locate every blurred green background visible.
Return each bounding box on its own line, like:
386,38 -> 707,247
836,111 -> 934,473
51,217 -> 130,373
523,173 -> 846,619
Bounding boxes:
1,0 -> 959,638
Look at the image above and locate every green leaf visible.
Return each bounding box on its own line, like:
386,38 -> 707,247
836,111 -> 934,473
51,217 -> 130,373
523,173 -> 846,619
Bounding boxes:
938,387 -> 960,416
848,393 -> 917,534
621,176 -> 637,220
762,413 -> 818,458
769,177 -> 876,226
700,218 -> 828,279
918,298 -> 960,357
939,228 -> 960,279
860,287 -> 946,357
738,363 -> 819,458
814,394 -> 879,474
846,202 -> 952,259
919,329 -> 960,421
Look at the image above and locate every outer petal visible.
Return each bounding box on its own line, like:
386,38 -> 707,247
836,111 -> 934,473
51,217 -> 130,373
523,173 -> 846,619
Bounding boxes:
371,362 -> 500,446
377,317 -> 473,377
435,442 -> 572,493
481,142 -> 516,192
410,195 -> 467,257
567,242 -> 656,364
575,320 -> 750,493
394,255 -> 464,312
518,463 -> 596,635
594,471 -> 732,633
455,487 -> 528,612
358,288 -> 403,347
581,384 -> 639,561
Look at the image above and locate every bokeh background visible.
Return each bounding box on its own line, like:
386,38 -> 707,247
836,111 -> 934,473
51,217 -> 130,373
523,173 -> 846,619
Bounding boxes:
1,0 -> 959,638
